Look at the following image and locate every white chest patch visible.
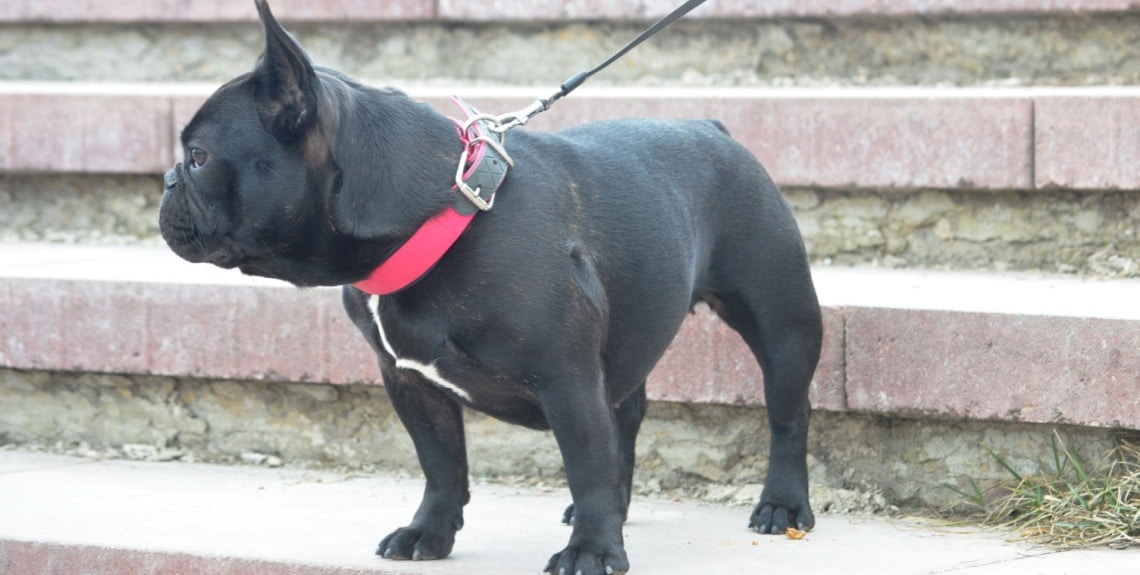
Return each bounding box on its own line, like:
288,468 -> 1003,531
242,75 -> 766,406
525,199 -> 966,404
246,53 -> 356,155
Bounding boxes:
367,295 -> 472,402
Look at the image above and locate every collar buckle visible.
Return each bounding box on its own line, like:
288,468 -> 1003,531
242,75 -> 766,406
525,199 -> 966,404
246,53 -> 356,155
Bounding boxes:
451,101 -> 513,214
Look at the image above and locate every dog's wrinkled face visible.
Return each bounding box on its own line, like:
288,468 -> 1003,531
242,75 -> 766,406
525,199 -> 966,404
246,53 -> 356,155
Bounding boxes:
159,0 -> 346,285
160,0 -> 459,287
160,80 -> 313,272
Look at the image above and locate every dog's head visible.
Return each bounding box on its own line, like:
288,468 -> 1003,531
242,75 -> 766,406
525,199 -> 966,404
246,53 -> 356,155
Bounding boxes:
160,0 -> 458,286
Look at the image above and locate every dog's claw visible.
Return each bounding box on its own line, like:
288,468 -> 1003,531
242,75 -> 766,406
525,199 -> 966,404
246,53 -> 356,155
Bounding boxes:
749,498 -> 815,536
545,542 -> 629,575
376,523 -> 457,562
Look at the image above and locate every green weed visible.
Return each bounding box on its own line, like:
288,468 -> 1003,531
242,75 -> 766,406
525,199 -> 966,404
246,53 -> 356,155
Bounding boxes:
943,430 -> 1139,549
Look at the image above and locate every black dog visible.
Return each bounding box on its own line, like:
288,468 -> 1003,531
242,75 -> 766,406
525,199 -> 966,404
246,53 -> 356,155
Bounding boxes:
159,2 -> 822,573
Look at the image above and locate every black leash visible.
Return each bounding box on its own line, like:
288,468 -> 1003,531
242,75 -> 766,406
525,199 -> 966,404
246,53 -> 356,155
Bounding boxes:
452,0 -> 707,198
493,0 -> 708,132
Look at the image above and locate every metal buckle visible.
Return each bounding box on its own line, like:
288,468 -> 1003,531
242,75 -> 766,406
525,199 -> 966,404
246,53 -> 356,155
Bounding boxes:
455,145 -> 495,212
453,115 -> 513,212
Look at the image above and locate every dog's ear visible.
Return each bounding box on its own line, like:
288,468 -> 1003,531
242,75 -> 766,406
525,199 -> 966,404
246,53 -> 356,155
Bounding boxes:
253,0 -> 318,140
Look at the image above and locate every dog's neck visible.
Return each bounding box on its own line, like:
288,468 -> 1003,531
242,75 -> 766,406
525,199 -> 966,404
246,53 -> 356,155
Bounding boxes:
239,76 -> 467,289
320,74 -> 467,275
352,97 -> 512,296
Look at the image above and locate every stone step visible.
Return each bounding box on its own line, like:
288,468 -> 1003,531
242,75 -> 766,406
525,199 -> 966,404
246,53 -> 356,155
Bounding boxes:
2,5 -> 1137,88
1,0 -> 1135,22
2,82 -> 1137,191
2,242 -> 1137,430
5,451 -> 1137,575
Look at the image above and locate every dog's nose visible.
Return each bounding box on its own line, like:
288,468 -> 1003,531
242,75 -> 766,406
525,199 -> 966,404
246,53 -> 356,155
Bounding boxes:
164,167 -> 179,189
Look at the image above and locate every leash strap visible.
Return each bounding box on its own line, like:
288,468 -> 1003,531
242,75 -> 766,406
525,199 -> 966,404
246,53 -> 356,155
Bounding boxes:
353,1 -> 705,295
495,0 -> 707,131
558,0 -> 708,100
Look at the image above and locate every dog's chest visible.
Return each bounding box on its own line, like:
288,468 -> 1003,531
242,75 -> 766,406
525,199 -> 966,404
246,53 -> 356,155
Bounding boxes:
366,295 -> 473,401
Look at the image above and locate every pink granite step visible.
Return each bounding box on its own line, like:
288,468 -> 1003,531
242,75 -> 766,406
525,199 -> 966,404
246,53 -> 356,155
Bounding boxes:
1,0 -> 1134,22
2,83 -> 1138,191
2,242 -> 1137,429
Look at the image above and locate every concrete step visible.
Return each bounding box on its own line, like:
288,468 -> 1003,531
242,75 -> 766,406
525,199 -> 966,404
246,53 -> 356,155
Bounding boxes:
440,0 -> 1140,20
1,0 -> 1135,22
2,242 -> 1137,429
1,82 -> 1138,191
3,450 -> 1137,575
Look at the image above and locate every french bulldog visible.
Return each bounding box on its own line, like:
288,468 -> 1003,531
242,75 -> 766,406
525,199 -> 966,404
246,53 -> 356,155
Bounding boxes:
159,2 -> 823,573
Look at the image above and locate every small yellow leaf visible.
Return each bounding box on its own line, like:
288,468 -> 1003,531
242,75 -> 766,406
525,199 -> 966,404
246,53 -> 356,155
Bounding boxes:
785,527 -> 807,540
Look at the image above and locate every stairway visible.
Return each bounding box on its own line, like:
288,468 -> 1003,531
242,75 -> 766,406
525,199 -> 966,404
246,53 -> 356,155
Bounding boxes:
1,3 -> 1138,571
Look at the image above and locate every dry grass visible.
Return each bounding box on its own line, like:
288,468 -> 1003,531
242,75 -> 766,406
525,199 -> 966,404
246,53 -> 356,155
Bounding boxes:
943,431 -> 1140,549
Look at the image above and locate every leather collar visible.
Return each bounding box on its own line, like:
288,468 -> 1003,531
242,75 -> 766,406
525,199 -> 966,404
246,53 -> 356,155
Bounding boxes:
353,98 -> 511,296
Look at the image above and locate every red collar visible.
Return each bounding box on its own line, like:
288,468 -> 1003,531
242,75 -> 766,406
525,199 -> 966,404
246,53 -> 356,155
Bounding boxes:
353,98 -> 511,296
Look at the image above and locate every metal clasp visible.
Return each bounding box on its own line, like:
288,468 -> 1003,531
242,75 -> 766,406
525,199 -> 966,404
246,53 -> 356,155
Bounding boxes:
454,145 -> 495,211
453,114 -> 514,212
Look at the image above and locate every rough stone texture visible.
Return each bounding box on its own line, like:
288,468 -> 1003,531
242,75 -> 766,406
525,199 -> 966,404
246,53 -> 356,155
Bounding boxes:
5,175 -> 1137,277
0,175 -> 163,244
1,15 -> 1138,87
0,369 -> 1122,510
789,188 -> 1140,278
845,308 -> 1140,429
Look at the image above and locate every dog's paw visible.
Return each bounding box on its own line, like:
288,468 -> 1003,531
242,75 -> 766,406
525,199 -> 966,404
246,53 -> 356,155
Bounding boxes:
748,499 -> 815,535
544,541 -> 629,575
375,522 -> 459,561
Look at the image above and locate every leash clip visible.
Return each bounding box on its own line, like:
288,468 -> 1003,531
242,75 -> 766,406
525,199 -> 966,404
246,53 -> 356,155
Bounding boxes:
452,107 -> 514,213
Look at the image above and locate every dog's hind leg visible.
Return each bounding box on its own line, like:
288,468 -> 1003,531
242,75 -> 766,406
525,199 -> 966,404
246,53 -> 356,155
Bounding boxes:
702,194 -> 823,531
706,274 -> 821,532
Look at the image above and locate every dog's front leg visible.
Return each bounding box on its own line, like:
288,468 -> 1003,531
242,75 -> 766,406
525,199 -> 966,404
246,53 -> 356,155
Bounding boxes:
376,370 -> 469,561
539,377 -> 630,575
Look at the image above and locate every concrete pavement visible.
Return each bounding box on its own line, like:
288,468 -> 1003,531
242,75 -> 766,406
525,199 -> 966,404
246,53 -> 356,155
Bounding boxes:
1,450 -> 1136,574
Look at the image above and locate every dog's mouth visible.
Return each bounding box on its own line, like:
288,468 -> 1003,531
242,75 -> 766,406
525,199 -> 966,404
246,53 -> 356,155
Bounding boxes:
158,164 -> 319,286
161,164 -> 253,269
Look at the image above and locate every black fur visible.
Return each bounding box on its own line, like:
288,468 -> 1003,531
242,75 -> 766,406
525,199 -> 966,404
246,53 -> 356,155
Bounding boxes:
159,2 -> 823,574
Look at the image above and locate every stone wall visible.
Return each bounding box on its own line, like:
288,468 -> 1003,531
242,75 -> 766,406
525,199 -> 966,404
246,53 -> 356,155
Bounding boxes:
6,175 -> 1137,277
2,368 -> 1124,511
2,16 -> 1137,86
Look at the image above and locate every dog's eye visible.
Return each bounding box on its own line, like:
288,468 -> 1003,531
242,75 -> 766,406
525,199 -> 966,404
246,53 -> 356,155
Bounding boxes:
189,148 -> 208,169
